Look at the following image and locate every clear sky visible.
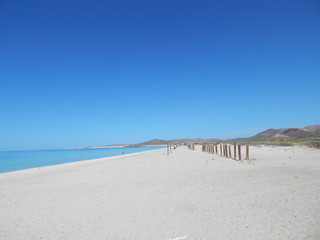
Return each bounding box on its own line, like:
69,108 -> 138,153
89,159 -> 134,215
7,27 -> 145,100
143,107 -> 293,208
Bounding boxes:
0,0 -> 319,150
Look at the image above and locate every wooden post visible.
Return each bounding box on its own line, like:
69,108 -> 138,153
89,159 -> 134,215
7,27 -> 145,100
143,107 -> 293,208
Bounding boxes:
220,144 -> 222,155
246,144 -> 249,160
167,145 -> 169,155
228,145 -> 231,158
234,143 -> 237,159
225,145 -> 228,157
215,145 -> 217,154
238,144 -> 241,160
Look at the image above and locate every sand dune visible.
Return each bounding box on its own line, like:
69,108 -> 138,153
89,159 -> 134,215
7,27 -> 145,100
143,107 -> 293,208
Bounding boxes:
0,145 -> 319,240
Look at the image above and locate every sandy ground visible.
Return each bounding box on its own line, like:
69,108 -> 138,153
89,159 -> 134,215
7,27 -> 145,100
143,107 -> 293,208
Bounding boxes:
0,145 -> 320,240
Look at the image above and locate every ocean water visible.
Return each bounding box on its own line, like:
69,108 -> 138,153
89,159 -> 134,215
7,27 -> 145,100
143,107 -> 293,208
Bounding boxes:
0,146 -> 164,173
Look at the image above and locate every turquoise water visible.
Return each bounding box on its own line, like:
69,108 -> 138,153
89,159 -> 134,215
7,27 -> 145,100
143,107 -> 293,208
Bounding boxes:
0,146 -> 164,173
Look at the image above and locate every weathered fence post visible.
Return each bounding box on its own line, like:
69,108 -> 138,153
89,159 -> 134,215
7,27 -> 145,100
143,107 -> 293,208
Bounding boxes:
234,143 -> 237,159
228,145 -> 231,158
220,144 -> 222,155
238,144 -> 241,160
215,145 -> 218,154
245,144 -> 249,160
225,145 -> 228,157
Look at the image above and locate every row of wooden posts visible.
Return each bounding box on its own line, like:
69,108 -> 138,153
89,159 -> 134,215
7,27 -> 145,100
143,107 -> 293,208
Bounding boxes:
201,143 -> 250,160
187,143 -> 250,160
187,143 -> 195,150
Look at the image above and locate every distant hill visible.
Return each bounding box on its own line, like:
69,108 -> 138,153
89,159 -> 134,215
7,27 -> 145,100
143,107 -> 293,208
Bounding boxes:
122,125 -> 320,147
72,124 -> 320,149
244,124 -> 320,141
302,124 -> 320,132
136,139 -> 169,145
136,138 -> 221,146
312,129 -> 320,137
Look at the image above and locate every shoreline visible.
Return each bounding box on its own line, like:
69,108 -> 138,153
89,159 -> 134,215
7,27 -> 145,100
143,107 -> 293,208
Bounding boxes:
0,147 -> 166,176
65,144 -> 168,150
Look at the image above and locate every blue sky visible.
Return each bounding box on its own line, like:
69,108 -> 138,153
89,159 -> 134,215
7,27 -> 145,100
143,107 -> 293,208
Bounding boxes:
0,0 -> 319,150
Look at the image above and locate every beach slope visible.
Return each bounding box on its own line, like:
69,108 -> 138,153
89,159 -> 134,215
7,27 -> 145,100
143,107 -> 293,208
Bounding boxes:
0,145 -> 320,240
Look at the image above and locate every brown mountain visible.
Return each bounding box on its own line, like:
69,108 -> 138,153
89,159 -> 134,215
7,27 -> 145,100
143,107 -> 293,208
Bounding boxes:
311,129 -> 320,137
137,138 -> 221,146
302,124 -> 320,132
136,125 -> 320,146
74,124 -> 320,149
247,124 -> 320,140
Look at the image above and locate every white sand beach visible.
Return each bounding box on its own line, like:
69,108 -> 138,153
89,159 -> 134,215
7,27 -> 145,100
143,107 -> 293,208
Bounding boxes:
0,145 -> 320,240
